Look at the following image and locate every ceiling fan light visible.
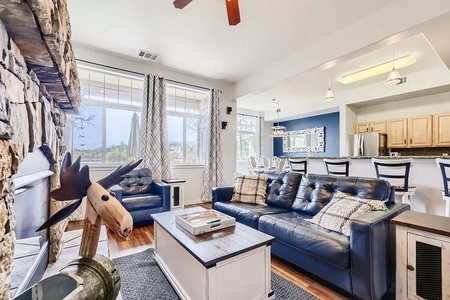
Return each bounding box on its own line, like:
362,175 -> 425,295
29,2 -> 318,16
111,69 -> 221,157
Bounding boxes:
387,68 -> 401,85
324,88 -> 335,102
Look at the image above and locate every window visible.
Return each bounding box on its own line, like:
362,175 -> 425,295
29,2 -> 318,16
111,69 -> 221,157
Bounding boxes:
236,114 -> 260,160
70,63 -> 144,165
166,83 -> 209,165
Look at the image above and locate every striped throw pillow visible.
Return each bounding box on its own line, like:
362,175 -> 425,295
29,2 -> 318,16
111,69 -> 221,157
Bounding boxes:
309,191 -> 388,236
231,173 -> 268,206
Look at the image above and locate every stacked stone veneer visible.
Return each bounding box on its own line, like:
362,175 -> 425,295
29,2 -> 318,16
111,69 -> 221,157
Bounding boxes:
0,18 -> 69,299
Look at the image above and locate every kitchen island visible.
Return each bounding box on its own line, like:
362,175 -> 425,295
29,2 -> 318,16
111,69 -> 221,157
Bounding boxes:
297,156 -> 448,216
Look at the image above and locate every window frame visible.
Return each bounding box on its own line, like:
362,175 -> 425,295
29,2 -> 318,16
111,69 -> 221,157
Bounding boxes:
236,113 -> 261,161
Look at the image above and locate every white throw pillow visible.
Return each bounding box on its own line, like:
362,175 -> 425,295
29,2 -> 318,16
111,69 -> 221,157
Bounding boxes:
309,191 -> 388,236
231,173 -> 268,206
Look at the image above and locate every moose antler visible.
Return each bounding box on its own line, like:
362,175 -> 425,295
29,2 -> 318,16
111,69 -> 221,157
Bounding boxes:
37,153 -> 142,231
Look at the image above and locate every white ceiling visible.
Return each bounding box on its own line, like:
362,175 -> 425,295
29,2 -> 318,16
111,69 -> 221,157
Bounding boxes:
67,0 -> 450,120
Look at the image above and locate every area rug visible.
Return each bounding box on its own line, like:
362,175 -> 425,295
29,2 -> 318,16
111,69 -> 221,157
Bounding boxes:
113,248 -> 319,300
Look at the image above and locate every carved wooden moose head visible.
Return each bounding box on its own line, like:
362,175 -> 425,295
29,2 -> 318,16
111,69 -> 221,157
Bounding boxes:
37,152 -> 142,258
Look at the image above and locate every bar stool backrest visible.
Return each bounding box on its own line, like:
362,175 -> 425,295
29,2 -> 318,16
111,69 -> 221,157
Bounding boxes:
436,158 -> 450,197
288,158 -> 308,174
371,158 -> 414,192
324,158 -> 351,176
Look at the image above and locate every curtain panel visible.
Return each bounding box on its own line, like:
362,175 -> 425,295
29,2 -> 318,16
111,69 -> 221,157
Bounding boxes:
140,74 -> 171,181
201,89 -> 224,202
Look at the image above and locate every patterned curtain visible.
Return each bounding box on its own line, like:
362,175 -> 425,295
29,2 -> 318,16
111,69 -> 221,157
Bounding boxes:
140,74 -> 171,180
201,89 -> 224,202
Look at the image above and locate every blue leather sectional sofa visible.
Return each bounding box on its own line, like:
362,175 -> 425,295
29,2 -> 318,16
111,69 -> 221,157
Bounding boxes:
212,172 -> 410,300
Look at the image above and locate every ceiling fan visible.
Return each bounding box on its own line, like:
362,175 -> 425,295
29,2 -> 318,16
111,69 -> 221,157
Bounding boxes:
173,0 -> 241,26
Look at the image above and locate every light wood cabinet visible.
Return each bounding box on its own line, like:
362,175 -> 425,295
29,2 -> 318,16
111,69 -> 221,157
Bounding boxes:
353,121 -> 386,134
434,113 -> 450,146
370,121 -> 386,133
387,116 -> 432,148
408,115 -> 433,147
387,118 -> 408,148
393,211 -> 450,300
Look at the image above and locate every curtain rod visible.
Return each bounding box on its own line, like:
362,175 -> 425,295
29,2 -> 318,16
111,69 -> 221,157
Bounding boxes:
76,59 -> 211,91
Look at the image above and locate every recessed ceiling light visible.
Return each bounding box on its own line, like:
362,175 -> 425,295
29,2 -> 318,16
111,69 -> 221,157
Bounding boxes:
339,55 -> 417,85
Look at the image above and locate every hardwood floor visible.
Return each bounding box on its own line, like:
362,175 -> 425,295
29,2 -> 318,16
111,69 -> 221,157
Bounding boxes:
105,203 -> 350,300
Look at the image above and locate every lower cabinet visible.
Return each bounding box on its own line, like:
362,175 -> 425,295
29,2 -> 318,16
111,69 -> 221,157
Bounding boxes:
393,211 -> 450,300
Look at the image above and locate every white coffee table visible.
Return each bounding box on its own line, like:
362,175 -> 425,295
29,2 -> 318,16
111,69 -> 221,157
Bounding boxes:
152,207 -> 275,300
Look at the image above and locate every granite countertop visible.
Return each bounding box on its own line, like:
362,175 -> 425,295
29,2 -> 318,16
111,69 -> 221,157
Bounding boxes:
293,156 -> 449,159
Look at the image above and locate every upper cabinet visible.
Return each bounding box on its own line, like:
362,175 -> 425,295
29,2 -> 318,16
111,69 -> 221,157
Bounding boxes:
408,115 -> 433,147
387,118 -> 408,148
434,113 -> 450,146
353,121 -> 386,134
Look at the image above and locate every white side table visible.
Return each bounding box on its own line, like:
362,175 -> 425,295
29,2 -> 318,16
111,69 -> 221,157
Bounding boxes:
162,179 -> 186,210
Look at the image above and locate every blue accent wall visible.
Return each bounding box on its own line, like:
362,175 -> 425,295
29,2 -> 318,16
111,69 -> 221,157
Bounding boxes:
273,112 -> 340,157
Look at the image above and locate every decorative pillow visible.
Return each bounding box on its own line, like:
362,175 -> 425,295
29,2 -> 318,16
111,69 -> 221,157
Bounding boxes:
231,173 -> 268,206
309,191 -> 388,236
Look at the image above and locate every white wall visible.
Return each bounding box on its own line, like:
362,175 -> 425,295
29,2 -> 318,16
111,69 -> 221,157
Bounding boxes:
74,45 -> 236,204
355,91 -> 450,122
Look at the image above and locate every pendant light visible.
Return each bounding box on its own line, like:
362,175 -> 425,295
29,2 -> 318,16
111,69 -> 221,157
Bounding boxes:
270,99 -> 287,138
324,73 -> 335,102
387,44 -> 401,85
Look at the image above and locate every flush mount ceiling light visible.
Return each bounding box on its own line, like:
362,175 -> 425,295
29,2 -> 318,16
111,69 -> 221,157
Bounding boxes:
338,55 -> 417,85
269,99 -> 287,138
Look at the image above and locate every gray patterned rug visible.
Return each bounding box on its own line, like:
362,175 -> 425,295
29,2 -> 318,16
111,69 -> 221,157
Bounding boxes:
113,248 -> 319,300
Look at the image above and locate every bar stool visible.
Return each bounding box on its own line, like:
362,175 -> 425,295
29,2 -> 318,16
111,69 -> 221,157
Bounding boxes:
436,158 -> 450,217
324,158 -> 351,176
371,158 -> 415,205
287,158 -> 308,174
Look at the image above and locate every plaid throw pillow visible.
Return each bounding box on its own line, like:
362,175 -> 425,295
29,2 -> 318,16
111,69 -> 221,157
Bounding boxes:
309,191 -> 388,236
231,173 -> 268,206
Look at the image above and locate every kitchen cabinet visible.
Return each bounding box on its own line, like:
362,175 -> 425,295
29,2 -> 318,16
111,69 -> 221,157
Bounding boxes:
434,113 -> 450,146
387,116 -> 432,148
387,118 -> 408,148
408,115 -> 433,147
353,121 -> 386,134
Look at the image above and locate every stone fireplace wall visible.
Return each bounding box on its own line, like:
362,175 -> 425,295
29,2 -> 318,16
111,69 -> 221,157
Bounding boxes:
0,0 -> 80,298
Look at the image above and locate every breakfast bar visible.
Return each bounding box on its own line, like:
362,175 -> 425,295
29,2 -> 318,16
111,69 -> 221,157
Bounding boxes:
302,156 -> 448,216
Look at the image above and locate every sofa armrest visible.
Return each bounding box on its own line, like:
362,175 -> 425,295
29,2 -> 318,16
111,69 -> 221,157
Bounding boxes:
110,184 -> 124,203
212,186 -> 234,206
152,181 -> 171,212
349,203 -> 410,300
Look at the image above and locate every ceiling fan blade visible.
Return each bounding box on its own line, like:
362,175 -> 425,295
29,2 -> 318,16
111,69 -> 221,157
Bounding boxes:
173,0 -> 193,9
225,0 -> 241,26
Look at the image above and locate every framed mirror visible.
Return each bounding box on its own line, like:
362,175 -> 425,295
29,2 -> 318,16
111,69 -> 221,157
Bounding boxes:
283,127 -> 325,153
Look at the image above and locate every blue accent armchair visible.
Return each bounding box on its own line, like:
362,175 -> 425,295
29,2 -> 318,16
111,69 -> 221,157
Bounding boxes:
111,168 -> 170,225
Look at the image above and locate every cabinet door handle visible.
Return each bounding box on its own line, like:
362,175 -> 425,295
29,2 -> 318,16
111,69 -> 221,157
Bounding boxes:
371,127 -> 373,132
404,139 -> 406,144
410,138 -> 412,144
407,264 -> 415,271
366,128 -> 369,132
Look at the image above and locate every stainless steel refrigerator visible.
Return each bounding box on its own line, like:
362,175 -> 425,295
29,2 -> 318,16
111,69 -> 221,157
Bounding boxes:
348,133 -> 388,156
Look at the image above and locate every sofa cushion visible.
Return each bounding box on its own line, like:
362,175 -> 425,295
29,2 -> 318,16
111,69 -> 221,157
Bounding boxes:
120,168 -> 153,195
122,193 -> 162,211
231,173 -> 268,205
214,201 -> 289,229
292,174 -> 392,216
259,211 -> 350,269
309,192 -> 388,236
266,172 -> 303,209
